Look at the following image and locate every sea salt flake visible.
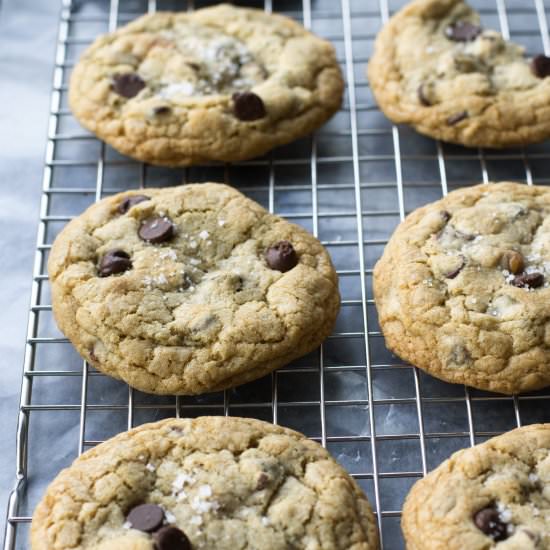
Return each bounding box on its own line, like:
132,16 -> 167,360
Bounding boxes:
165,511 -> 177,524
198,485 -> 212,498
261,516 -> 270,526
160,249 -> 177,261
190,515 -> 203,525
190,258 -> 200,265
199,230 -> 209,240
172,472 -> 196,492
218,219 -> 226,226
123,521 -> 132,529
146,463 -> 156,472
529,473 -> 539,483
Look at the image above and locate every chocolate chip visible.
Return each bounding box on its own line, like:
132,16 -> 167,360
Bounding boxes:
501,251 -> 524,275
445,257 -> 465,279
531,54 -> 550,78
112,73 -> 146,98
233,92 -> 266,121
153,105 -> 172,116
153,526 -> 191,550
511,272 -> 544,289
265,241 -> 298,272
440,210 -> 452,223
417,84 -> 432,106
139,216 -> 175,244
445,21 -> 482,42
473,506 -> 508,542
98,249 -> 132,277
256,472 -> 270,490
118,194 -> 150,214
127,504 -> 164,533
447,111 -> 468,125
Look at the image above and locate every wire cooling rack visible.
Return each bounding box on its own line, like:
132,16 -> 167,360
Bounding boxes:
4,0 -> 550,548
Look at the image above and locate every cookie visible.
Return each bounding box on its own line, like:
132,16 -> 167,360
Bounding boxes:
48,183 -> 339,395
367,0 -> 550,148
31,416 -> 379,550
373,182 -> 550,395
402,423 -> 550,549
69,4 -> 343,166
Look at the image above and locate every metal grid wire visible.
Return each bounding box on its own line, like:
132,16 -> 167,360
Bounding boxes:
4,0 -> 550,548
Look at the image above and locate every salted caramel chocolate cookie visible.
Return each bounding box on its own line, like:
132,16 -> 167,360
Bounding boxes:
402,424 -> 550,549
31,417 -> 379,550
367,0 -> 550,148
374,182 -> 550,394
48,183 -> 339,395
69,4 -> 343,166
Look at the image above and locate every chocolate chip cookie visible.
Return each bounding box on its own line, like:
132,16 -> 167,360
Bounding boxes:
69,5 -> 343,166
374,182 -> 550,394
367,0 -> 550,148
48,183 -> 339,395
402,423 -> 550,549
31,416 -> 379,550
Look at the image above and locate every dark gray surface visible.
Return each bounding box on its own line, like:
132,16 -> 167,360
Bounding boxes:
0,0 -> 58,534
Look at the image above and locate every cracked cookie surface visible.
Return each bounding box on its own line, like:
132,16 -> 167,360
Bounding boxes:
69,4 -> 343,166
367,0 -> 550,148
31,416 -> 379,550
48,183 -> 339,395
373,182 -> 550,394
402,424 -> 550,549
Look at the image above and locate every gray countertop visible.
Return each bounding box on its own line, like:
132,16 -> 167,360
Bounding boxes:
0,0 -> 58,531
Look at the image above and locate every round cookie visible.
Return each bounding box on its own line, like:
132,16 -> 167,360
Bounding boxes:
69,4 -> 343,166
373,182 -> 550,395
367,0 -> 550,148
402,424 -> 550,549
48,183 -> 340,395
31,416 -> 379,550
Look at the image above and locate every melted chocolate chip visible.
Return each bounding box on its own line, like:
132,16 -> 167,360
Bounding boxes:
265,241 -> 298,272
256,472 -> 270,490
531,54 -> 550,78
153,105 -> 172,116
112,73 -> 146,98
153,526 -> 191,550
511,272 -> 544,289
127,504 -> 164,533
473,506 -> 508,542
98,249 -> 132,277
233,92 -> 266,121
445,257 -> 465,279
417,84 -> 432,106
447,111 -> 468,125
139,216 -> 175,244
118,194 -> 150,214
445,21 -> 482,42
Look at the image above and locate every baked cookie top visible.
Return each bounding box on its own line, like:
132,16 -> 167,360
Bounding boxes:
402,423 -> 550,550
69,4 -> 343,166
31,417 -> 379,550
374,182 -> 550,394
367,0 -> 550,148
48,183 -> 339,395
